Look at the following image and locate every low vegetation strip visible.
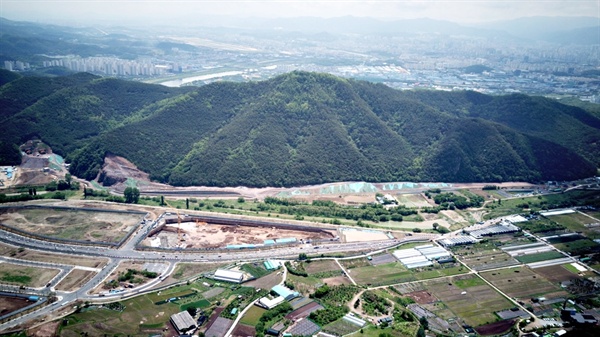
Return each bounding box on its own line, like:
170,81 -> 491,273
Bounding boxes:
514,251 -> 565,264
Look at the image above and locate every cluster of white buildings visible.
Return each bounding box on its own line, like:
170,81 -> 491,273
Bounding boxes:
41,57 -> 176,76
4,60 -> 30,71
464,219 -> 520,238
393,244 -> 452,269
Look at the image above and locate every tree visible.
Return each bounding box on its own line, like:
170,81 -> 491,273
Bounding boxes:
419,316 -> 429,330
185,198 -> 189,209
186,306 -> 197,316
123,187 -> 140,204
65,173 -> 72,187
237,197 -> 245,203
432,222 -> 439,230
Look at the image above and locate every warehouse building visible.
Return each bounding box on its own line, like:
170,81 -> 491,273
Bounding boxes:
258,296 -> 285,309
439,236 -> 478,247
213,269 -> 244,283
170,311 -> 197,334
264,260 -> 281,270
272,284 -> 299,301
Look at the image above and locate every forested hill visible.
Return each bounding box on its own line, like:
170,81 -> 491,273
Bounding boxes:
0,69 -> 598,187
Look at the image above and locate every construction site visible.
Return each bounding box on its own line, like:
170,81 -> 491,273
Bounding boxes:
140,213 -> 339,250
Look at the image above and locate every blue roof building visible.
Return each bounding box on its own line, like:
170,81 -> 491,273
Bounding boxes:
271,285 -> 299,301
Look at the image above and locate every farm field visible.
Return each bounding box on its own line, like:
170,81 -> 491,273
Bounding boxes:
323,318 -> 361,336
303,259 -> 340,275
396,194 -> 432,208
534,264 -> 581,283
413,265 -> 467,280
240,262 -> 271,278
244,270 -> 283,289
346,262 -> 415,286
546,212 -> 600,239
0,262 -> 60,287
59,295 -> 180,336
455,249 -> 520,271
54,269 -> 96,291
240,306 -> 266,326
552,239 -> 600,255
514,251 -> 565,264
424,274 -> 513,327
480,267 -> 567,302
582,210 -> 600,221
483,190 -> 600,220
286,274 -> 323,294
168,262 -> 227,281
0,207 -> 143,243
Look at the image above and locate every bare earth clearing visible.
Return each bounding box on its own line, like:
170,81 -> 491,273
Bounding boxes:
0,262 -> 60,288
0,296 -> 30,316
145,221 -> 335,249
54,269 -> 97,292
0,243 -> 108,268
90,155 -> 538,203
0,207 -> 142,243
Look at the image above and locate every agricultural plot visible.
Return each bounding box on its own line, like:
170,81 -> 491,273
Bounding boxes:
0,207 -> 143,243
304,259 -> 341,275
424,274 -> 513,327
545,212 -> 599,238
0,262 -> 60,287
480,267 -> 567,302
169,262 -> 227,281
347,262 -> 415,286
60,295 -> 181,336
456,249 -> 520,271
240,262 -> 271,278
369,253 -> 396,266
396,194 -> 432,208
552,239 -> 600,255
240,306 -> 266,326
323,318 -> 361,336
413,265 -> 467,280
286,274 -> 323,294
514,251 -> 565,264
244,271 -> 283,290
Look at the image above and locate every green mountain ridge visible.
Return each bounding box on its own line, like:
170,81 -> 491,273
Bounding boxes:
0,69 -> 598,187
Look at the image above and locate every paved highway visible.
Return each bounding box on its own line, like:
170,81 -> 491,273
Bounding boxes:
0,212 -> 436,332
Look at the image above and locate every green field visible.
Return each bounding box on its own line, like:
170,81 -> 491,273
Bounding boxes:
180,299 -> 210,311
514,251 -> 565,264
553,239 -> 600,255
304,259 -> 341,275
240,306 -> 267,326
414,265 -> 468,280
60,295 -> 181,336
562,263 -> 582,274
484,190 -> 600,220
453,276 -> 486,289
546,212 -> 600,239
349,262 -> 415,286
480,267 -> 566,300
426,275 -> 513,327
241,262 -> 271,278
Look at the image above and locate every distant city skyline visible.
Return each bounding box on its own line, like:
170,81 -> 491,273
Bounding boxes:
2,0 -> 599,26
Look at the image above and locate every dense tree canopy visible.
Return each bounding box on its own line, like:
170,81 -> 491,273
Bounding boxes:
0,70 -> 598,187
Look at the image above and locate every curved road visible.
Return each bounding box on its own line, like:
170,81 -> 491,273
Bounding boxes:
0,213 -> 433,332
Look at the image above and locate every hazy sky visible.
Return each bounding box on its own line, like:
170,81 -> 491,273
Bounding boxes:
2,0 -> 599,25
